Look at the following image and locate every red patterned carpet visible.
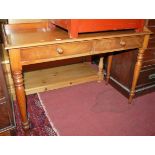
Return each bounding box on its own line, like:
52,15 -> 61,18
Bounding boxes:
14,94 -> 58,136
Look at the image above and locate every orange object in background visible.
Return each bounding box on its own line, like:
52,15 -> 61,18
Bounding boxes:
50,19 -> 145,38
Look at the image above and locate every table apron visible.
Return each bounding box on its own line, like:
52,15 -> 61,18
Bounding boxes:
19,35 -> 144,65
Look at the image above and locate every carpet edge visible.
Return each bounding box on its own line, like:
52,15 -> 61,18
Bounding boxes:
37,93 -> 60,136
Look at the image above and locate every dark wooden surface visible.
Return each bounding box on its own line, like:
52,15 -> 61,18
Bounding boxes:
0,19 -> 16,135
110,49 -> 137,89
109,19 -> 155,97
0,43 -> 15,135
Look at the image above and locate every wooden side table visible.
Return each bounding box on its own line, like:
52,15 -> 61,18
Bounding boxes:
2,21 -> 151,130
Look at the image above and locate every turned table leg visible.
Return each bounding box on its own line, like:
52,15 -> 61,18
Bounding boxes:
129,49 -> 144,103
129,34 -> 150,103
9,49 -> 29,130
13,71 -> 29,130
106,55 -> 113,84
98,57 -> 104,82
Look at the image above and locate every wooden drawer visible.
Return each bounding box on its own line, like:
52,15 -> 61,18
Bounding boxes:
142,59 -> 155,68
20,41 -> 93,65
149,35 -> 155,40
147,26 -> 155,32
137,68 -> 155,87
143,48 -> 155,61
143,47 -> 155,67
93,36 -> 143,53
148,20 -> 155,26
148,38 -> 155,48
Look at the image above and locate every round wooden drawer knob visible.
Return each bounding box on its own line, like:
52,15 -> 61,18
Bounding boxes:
120,40 -> 126,46
56,47 -> 64,54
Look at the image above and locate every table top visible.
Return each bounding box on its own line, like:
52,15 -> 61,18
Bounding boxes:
2,22 -> 151,50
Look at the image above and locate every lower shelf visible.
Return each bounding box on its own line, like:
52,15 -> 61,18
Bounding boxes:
11,63 -> 99,97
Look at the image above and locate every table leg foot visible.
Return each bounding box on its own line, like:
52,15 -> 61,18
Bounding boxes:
22,120 -> 30,131
128,93 -> 134,104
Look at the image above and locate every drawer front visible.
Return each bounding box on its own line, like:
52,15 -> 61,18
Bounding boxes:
148,27 -> 155,39
142,59 -> 155,69
137,68 -> 155,87
148,26 -> 155,34
148,20 -> 155,26
20,41 -> 93,64
148,38 -> 155,48
93,36 -> 144,53
143,48 -> 155,61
